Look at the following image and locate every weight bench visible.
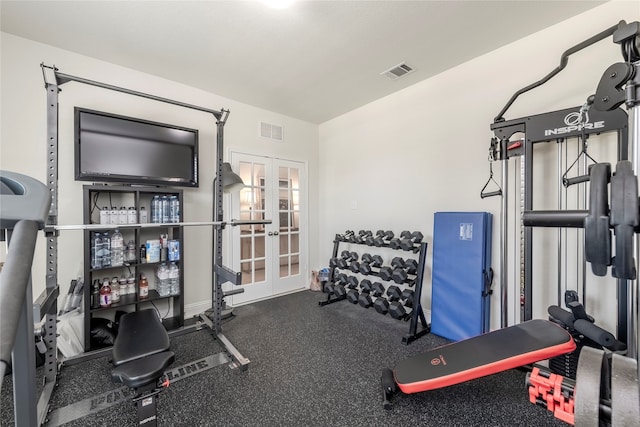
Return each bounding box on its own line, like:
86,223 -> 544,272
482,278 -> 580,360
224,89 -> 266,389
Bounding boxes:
381,319 -> 576,408
111,309 -> 175,426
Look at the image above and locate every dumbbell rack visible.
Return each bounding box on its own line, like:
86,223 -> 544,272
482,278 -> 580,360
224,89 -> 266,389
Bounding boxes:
319,233 -> 430,345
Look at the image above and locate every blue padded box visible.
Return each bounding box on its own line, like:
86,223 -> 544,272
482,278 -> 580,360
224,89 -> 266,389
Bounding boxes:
431,212 -> 493,342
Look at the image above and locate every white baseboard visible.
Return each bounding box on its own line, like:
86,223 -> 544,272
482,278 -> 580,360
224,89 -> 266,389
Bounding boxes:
184,300 -> 212,319
185,291 -> 429,323
230,287 -> 307,307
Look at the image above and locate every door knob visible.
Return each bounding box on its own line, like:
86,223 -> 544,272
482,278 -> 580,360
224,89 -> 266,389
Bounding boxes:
273,231 -> 279,236
268,232 -> 273,236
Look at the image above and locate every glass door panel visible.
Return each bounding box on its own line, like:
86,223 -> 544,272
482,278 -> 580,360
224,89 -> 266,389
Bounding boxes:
231,154 -> 306,304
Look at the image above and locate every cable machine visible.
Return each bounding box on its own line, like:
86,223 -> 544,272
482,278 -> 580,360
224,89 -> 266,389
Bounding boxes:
489,20 -> 640,360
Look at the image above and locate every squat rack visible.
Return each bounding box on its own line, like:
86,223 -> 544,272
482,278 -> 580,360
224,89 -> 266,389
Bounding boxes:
27,64 -> 260,426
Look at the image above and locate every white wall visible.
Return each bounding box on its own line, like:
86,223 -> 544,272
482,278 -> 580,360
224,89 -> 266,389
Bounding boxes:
2,1 -> 639,337
0,33 -> 320,318
319,1 -> 640,333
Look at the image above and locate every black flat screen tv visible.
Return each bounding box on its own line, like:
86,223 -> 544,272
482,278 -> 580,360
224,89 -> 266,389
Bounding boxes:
75,108 -> 199,187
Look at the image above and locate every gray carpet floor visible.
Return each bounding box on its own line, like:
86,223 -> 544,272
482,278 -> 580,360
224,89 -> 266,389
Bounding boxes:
2,290 -> 566,426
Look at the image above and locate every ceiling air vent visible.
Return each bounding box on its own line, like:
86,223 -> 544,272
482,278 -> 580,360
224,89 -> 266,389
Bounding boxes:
260,121 -> 284,142
381,62 -> 415,80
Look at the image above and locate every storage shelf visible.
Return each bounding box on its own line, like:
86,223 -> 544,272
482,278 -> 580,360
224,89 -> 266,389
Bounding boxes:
89,290 -> 181,313
83,185 -> 185,351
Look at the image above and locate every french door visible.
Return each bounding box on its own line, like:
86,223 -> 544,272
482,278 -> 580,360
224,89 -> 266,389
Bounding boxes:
229,152 -> 307,305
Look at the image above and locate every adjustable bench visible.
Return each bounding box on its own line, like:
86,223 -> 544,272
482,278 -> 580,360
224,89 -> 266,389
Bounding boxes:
381,319 -> 576,408
111,309 -> 175,427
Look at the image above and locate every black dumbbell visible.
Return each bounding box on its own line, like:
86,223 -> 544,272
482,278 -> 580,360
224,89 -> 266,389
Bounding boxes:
358,293 -> 373,308
338,230 -> 355,242
349,260 -> 360,273
339,251 -> 357,270
360,254 -> 383,275
372,282 -> 386,297
346,289 -> 359,304
335,273 -> 348,285
374,297 -> 389,315
360,279 -> 373,293
389,231 -> 411,249
373,230 -> 394,247
389,301 -> 411,320
359,262 -> 372,275
364,254 -> 383,267
405,259 -> 418,275
341,250 -> 357,261
401,289 -> 415,307
400,231 -> 424,252
344,230 -> 356,243
329,274 -> 348,297
386,285 -> 402,301
355,230 -> 373,244
391,268 -> 408,284
334,284 -> 347,298
364,233 -> 376,246
379,266 -> 393,281
329,257 -> 338,268
346,276 -> 359,289
324,282 -> 335,294
391,257 -> 406,269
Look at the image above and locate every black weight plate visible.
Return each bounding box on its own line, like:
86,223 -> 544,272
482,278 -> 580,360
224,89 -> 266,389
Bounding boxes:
584,163 -> 611,276
611,353 -> 640,426
610,161 -> 639,280
574,346 -> 605,427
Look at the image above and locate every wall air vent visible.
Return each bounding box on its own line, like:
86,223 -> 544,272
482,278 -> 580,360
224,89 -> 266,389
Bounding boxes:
260,121 -> 284,141
381,62 -> 415,80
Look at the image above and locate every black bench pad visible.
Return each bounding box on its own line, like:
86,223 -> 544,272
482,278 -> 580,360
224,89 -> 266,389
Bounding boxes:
111,351 -> 175,389
112,309 -> 170,367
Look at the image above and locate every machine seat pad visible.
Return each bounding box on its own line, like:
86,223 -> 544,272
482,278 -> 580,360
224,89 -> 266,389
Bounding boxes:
111,351 -> 175,389
112,309 -> 170,367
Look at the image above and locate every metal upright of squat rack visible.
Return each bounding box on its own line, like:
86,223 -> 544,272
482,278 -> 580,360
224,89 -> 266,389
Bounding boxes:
35,64 -> 266,417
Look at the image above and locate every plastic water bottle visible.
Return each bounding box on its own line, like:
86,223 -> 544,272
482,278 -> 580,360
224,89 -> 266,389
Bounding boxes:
111,229 -> 124,267
139,206 -> 148,223
109,207 -> 118,225
125,240 -> 136,263
161,195 -> 170,223
99,232 -> 111,268
127,207 -> 137,224
110,276 -> 120,303
155,263 -> 170,296
169,262 -> 180,295
118,207 -> 127,224
169,196 -> 180,223
99,207 -> 109,225
151,196 -> 161,223
91,232 -> 101,268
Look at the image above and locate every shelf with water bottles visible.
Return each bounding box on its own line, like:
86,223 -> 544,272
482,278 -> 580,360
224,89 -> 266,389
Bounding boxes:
82,184 -> 185,351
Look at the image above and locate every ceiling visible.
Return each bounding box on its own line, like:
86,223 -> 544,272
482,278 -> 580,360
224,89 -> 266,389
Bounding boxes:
1,1 -> 607,124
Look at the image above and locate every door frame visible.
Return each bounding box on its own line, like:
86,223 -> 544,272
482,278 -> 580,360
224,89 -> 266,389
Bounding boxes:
225,149 -> 309,306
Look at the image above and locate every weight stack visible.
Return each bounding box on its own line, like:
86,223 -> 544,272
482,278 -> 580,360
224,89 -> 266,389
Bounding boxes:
548,321 -> 582,379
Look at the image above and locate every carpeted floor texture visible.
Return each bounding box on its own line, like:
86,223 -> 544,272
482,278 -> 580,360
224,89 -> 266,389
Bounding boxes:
2,290 -> 566,426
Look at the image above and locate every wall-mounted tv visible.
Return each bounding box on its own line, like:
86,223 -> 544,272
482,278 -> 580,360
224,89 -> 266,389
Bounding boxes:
75,108 -> 199,187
